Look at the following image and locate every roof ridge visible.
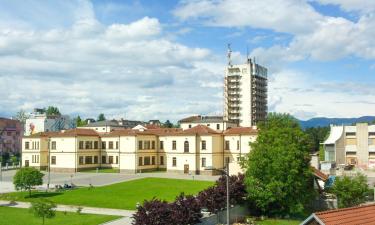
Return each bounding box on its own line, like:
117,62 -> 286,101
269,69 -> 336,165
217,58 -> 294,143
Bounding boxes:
316,204 -> 375,215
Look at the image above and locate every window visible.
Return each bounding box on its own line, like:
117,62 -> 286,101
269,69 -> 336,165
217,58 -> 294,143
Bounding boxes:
144,141 -> 151,149
369,139 -> 374,145
85,141 -> 92,149
152,141 -> 155,149
216,124 -> 220,130
108,141 -> 114,149
79,141 -> 84,149
237,140 -> 240,150
160,156 -> 164,165
144,156 -> 151,165
25,142 -> 30,150
201,140 -> 206,150
237,157 -> 240,162
138,141 -> 143,150
152,156 -> 155,165
160,141 -> 164,150
225,157 -> 230,165
201,157 -> 206,167
85,156 -> 92,164
172,141 -> 176,150
207,124 -> 210,127
102,141 -> 106,149
51,156 -> 56,165
188,124 -> 192,128
172,157 -> 177,167
184,141 -> 189,153
225,140 -> 230,150
7,131 -> 11,136
102,156 -> 106,164
79,156 -> 84,165
369,132 -> 375,136
139,157 -> 143,166
36,142 -> 39,149
116,141 -> 119,149
109,156 -> 114,164
346,132 -> 356,136
51,141 -> 56,150
94,156 -> 98,164
116,156 -> 119,164
94,141 -> 98,149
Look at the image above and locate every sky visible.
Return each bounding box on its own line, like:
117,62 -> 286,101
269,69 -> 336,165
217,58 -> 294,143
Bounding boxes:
0,0 -> 375,122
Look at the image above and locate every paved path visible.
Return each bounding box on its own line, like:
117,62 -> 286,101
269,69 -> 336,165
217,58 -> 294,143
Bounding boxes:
0,200 -> 134,224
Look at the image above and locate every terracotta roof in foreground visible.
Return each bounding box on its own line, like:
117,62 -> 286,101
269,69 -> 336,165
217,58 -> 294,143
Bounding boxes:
224,127 -> 257,135
305,204 -> 375,225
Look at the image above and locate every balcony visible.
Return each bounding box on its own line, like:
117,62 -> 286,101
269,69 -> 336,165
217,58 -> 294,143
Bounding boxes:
345,145 -> 357,152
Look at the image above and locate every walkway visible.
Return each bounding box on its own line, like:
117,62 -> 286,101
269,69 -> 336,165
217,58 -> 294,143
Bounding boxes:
0,200 -> 134,224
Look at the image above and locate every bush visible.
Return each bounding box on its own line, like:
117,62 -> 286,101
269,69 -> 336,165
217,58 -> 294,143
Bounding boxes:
13,167 -> 44,197
170,193 -> 202,225
330,173 -> 370,208
132,199 -> 173,225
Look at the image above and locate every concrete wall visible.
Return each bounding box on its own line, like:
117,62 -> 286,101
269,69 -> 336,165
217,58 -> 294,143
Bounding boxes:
197,205 -> 248,225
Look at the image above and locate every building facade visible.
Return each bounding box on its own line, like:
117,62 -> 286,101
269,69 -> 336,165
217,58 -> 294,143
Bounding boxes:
21,125 -> 257,175
323,123 -> 375,169
25,109 -> 75,136
223,58 -> 268,127
178,115 -> 237,131
0,118 -> 23,155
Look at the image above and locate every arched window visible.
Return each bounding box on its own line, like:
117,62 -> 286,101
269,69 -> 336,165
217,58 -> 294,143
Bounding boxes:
184,141 -> 189,153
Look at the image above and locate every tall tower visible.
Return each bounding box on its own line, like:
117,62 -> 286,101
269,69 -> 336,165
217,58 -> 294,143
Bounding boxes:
224,53 -> 268,127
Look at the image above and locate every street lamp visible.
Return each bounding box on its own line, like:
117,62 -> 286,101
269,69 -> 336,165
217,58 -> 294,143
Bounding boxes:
205,166 -> 230,225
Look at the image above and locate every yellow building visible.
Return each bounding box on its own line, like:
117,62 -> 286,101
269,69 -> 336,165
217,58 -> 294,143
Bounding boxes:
21,126 -> 258,175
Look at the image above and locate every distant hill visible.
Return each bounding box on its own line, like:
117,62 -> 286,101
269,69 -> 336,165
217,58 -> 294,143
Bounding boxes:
299,116 -> 375,128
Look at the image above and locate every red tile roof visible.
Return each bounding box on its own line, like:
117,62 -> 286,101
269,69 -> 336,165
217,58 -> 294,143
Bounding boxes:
25,129 -> 99,138
312,166 -> 329,181
181,125 -> 221,135
224,127 -> 257,135
178,115 -> 201,123
314,204 -> 375,225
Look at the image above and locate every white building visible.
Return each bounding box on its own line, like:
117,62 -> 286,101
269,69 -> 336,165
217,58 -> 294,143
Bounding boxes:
224,55 -> 268,127
178,115 -> 237,131
24,109 -> 75,136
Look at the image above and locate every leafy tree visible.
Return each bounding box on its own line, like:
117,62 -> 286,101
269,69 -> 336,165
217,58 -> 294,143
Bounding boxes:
132,198 -> 173,225
45,106 -> 61,116
10,155 -> 18,166
330,173 -> 370,208
1,152 -> 10,165
13,167 -> 44,197
75,115 -> 88,127
29,199 -> 56,225
305,126 -> 330,153
244,113 -> 314,216
14,109 -> 30,124
170,193 -> 202,225
163,120 -> 173,128
97,113 -> 106,122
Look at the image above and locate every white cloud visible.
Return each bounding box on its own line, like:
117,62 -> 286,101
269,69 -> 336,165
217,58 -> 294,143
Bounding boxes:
0,1 -> 223,122
313,0 -> 375,13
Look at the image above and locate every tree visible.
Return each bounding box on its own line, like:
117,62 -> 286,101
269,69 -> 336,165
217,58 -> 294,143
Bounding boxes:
13,167 -> 44,197
330,173 -> 370,208
244,113 -> 314,216
305,126 -> 330,153
76,115 -> 87,127
29,199 -> 56,225
14,109 -> 30,124
170,193 -> 202,225
97,113 -> 106,122
10,155 -> 18,166
45,106 -> 60,116
163,120 -> 173,128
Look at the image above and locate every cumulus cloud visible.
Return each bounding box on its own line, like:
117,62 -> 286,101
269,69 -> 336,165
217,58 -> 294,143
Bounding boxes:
0,0 -> 224,122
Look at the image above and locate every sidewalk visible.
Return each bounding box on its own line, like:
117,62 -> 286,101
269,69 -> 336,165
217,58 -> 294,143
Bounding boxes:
0,200 -> 135,224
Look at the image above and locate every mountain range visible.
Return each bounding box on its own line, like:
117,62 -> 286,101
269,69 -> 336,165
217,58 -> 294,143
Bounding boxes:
298,116 -> 375,128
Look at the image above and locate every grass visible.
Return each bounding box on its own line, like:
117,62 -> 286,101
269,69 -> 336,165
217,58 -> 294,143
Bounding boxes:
256,219 -> 302,225
0,178 -> 213,210
0,206 -> 120,225
80,168 -> 120,173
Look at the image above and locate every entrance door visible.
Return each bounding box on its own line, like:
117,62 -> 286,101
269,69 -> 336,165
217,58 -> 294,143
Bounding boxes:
25,160 -> 29,167
184,164 -> 189,174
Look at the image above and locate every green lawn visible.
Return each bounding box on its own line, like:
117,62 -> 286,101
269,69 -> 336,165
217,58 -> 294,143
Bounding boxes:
81,168 -> 120,173
0,178 -> 213,210
0,206 -> 120,225
256,219 -> 302,225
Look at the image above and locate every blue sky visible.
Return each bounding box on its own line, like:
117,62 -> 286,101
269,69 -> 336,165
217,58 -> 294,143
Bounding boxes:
0,0 -> 374,122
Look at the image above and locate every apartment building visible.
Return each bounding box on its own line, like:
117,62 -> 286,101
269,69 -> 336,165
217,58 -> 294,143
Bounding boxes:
21,125 -> 257,175
323,123 -> 375,169
178,115 -> 237,131
223,58 -> 268,127
0,118 -> 23,155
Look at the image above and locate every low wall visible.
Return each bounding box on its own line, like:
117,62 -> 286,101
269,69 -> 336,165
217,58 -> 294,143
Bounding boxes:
197,205 -> 248,225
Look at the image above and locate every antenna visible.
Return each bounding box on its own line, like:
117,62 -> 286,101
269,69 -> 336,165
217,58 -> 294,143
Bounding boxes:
227,43 -> 232,66
246,46 -> 249,60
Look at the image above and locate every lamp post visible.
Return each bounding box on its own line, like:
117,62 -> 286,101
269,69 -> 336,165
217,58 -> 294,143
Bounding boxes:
47,138 -> 51,190
205,166 -> 230,225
